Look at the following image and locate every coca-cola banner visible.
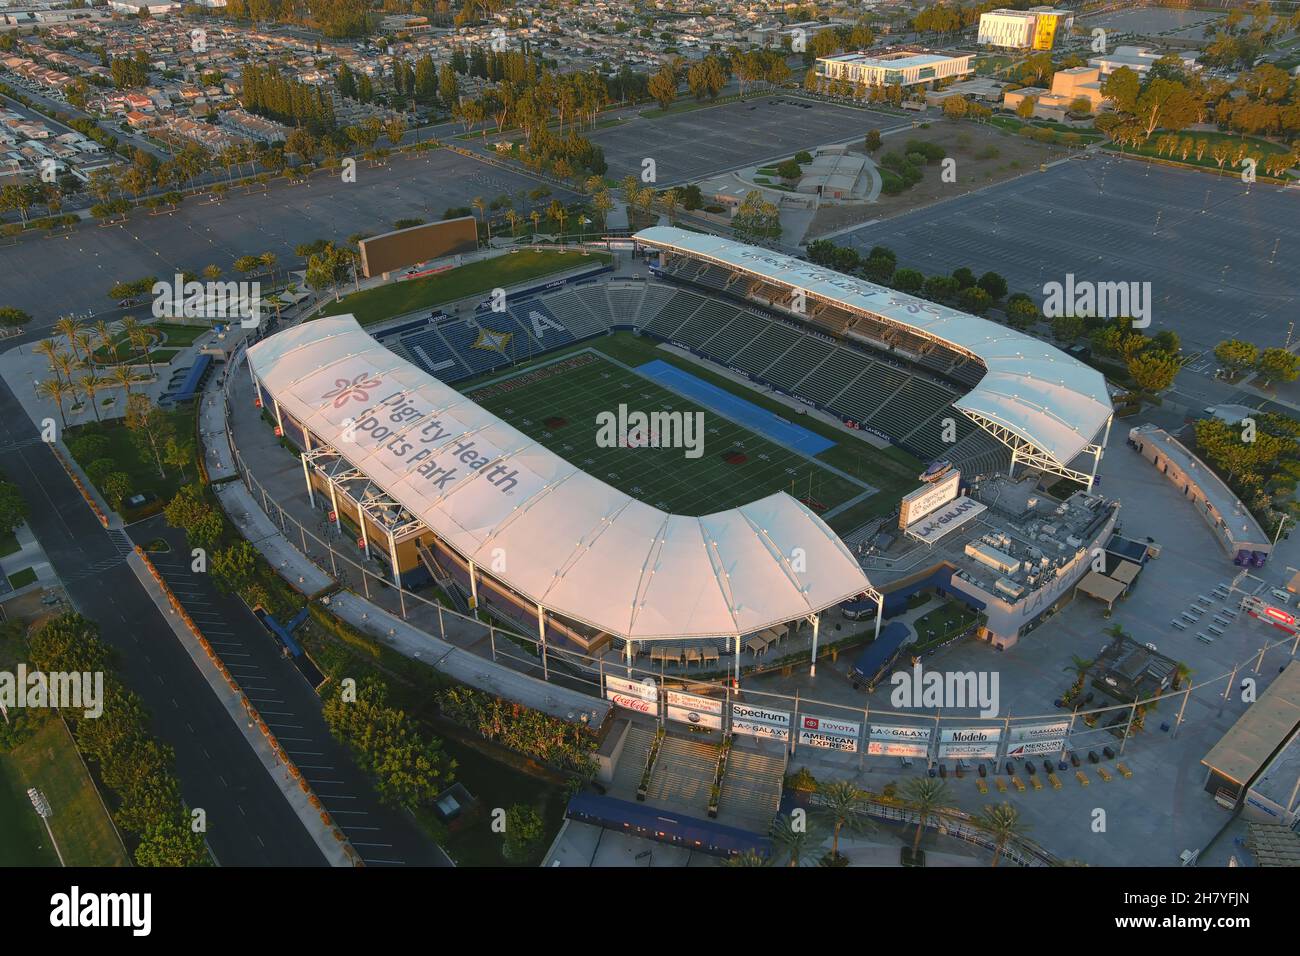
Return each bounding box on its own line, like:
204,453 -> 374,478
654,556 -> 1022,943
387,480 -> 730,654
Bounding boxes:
606,675 -> 657,702
607,691 -> 658,716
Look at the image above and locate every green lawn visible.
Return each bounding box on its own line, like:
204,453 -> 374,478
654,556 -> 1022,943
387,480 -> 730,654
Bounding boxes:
319,249 -> 611,326
0,530 -> 19,558
0,758 -> 56,866
65,404 -> 198,515
89,327 -> 161,365
7,567 -> 35,589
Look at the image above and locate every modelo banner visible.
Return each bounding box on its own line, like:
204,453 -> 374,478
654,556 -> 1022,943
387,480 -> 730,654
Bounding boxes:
667,705 -> 723,730
867,740 -> 929,757
940,727 -> 1002,743
732,703 -> 791,728
799,729 -> 859,753
800,715 -> 861,739
1008,721 -> 1069,743
732,718 -> 789,742
666,690 -> 723,715
938,741 -> 1000,759
606,675 -> 656,702
870,724 -> 932,742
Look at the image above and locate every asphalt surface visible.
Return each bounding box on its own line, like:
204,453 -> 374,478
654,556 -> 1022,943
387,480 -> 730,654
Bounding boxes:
2,148 -> 578,327
0,378 -> 327,866
840,154 -> 1300,365
130,515 -> 452,867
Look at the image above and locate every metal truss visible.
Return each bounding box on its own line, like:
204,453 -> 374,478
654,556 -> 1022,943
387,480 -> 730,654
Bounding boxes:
960,409 -> 1102,490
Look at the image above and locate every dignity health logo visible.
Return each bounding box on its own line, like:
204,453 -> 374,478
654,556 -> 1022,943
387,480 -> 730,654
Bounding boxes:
322,373 -> 383,408
0,665 -> 103,719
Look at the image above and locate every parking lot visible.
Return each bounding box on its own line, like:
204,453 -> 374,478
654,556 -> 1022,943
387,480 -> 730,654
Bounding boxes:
839,155 -> 1300,362
130,515 -> 451,866
587,97 -> 903,185
2,148 -> 576,325
1082,7 -> 1223,39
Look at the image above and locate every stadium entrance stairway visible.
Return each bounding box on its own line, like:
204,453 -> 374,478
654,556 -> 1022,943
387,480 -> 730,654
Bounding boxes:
611,723 -> 657,798
646,734 -> 720,817
717,744 -> 786,834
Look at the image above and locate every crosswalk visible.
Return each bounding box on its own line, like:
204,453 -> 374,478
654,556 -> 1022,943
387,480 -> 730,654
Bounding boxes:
105,528 -> 134,556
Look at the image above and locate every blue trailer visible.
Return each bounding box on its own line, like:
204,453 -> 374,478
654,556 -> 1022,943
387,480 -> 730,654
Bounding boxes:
850,622 -> 911,692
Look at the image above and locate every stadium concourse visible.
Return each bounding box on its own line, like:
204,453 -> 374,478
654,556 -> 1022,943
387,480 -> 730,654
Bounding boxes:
244,227 -> 1115,676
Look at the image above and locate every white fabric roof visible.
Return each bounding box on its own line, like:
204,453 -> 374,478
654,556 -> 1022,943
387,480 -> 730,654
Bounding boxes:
635,226 -> 1112,467
248,316 -> 871,641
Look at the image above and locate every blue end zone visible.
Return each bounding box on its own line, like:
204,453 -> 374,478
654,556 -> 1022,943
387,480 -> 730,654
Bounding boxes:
635,359 -> 835,456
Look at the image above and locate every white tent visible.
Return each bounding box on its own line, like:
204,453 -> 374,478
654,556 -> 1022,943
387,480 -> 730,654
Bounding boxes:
248,316 -> 871,641
635,226 -> 1112,470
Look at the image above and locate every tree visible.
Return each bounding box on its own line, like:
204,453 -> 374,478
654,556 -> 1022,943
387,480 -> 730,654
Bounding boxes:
1005,293 -> 1040,330
0,478 -> 28,534
125,393 -> 173,480
77,373 -> 104,423
1063,655 -> 1094,696
958,286 -> 991,315
732,190 -> 781,241
864,128 -> 882,153
211,540 -> 258,595
0,307 -> 30,329
770,813 -> 822,867
942,95 -> 969,120
648,64 -> 677,110
1215,339 -> 1259,379
978,803 -> 1027,867
977,271 -> 1007,301
503,804 -> 545,862
102,472 -> 132,511
904,778 -> 950,858
1257,347 -> 1300,386
36,378 -> 73,431
815,780 -> 873,862
1127,348 -> 1181,394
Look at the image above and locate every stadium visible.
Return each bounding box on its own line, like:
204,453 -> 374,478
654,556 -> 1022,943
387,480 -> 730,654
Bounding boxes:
246,225 -> 1113,672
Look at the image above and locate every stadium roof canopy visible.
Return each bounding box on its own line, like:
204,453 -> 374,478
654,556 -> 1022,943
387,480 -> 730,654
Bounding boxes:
248,316 -> 871,642
634,226 -> 1112,472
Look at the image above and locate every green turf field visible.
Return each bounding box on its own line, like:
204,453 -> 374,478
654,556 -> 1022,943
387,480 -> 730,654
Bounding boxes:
469,350 -> 873,523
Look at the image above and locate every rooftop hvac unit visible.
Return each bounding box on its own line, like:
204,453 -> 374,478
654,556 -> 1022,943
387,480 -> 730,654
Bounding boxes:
1066,535 -> 1083,548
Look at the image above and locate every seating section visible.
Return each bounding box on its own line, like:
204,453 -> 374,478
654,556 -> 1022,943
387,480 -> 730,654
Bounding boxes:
507,298 -> 576,352
543,288 -> 609,339
642,288 -> 708,339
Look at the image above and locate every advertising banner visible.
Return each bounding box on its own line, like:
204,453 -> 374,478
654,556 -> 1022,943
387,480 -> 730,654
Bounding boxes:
666,705 -> 723,730
732,703 -> 791,728
799,729 -> 859,753
607,691 -> 658,716
938,741 -> 1000,759
899,470 -> 961,529
867,740 -> 930,757
666,690 -> 723,715
606,675 -> 656,702
1008,722 -> 1070,743
940,727 -> 1002,744
870,724 -> 932,742
800,715 -> 861,738
732,718 -> 789,742
1006,739 -> 1065,757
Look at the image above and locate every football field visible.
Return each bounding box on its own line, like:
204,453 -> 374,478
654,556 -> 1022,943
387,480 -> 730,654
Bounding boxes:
468,351 -> 873,522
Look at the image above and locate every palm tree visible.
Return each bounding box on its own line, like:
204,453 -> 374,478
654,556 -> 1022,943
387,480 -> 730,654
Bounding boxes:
259,251 -> 277,284
74,330 -> 95,366
77,373 -> 103,423
52,351 -> 79,389
471,195 -> 488,243
505,208 -> 520,237
94,319 -> 118,364
122,317 -> 154,373
770,813 -> 823,867
1064,655 -> 1094,696
722,849 -> 769,867
978,803 -> 1027,867
904,778 -> 951,858
815,780 -> 874,862
33,339 -> 64,382
529,209 -> 541,236
36,378 -> 73,430
109,363 -> 135,397
53,315 -> 84,361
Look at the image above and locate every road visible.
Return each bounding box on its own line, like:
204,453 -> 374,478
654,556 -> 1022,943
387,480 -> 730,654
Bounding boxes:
0,379 -> 327,865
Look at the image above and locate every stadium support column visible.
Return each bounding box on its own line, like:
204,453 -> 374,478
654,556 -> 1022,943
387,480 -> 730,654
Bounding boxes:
358,505 -> 370,559
734,635 -> 741,687
467,559 -> 479,616
387,527 -> 401,588
327,478 -> 340,536
301,453 -> 315,509
536,602 -> 549,681
809,613 -> 820,677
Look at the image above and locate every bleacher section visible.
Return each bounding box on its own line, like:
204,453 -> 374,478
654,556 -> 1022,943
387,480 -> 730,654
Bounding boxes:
371,269 -> 1001,470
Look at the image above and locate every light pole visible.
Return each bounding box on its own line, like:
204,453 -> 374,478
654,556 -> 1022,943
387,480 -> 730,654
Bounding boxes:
28,787 -> 65,866
1274,515 -> 1291,547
